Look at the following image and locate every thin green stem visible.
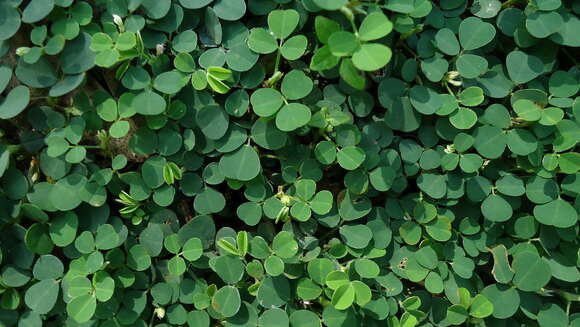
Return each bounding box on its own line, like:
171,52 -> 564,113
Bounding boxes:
561,48 -> 579,67
397,40 -> 418,58
265,71 -> 283,88
501,0 -> 528,8
262,154 -> 285,160
444,83 -> 456,97
340,6 -> 358,35
274,43 -> 282,73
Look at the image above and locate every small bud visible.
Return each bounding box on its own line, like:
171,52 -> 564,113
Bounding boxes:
444,144 -> 455,154
16,47 -> 30,56
156,43 -> 165,56
448,79 -> 463,87
154,307 -> 165,319
447,71 -> 460,79
112,14 -> 123,27
280,195 -> 291,206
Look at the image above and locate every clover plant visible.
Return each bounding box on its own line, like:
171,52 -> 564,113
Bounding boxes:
0,0 -> 579,326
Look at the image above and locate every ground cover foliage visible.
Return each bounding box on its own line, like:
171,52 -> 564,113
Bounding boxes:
0,0 -> 579,326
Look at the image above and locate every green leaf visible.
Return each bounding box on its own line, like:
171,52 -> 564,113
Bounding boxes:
49,212 -> 78,247
211,255 -> 245,283
248,28 -> 277,54
417,173 -> 447,199
133,90 -> 166,116
268,9 -> 299,39
275,103 -> 312,132
352,43 -> 392,71
259,308 -> 289,327
481,194 -> 513,222
213,0 -> 246,21
127,245 -> 151,271
25,279 -> 59,314
337,146 -> 366,170
435,28 -> 460,56
265,255 -> 284,276
506,51 -> 544,84
549,70 -> 579,97
310,191 -> 333,215
489,245 -> 514,284
310,46 -> 340,71
0,3 -> 21,41
95,224 -> 119,250
358,11 -> 393,41
0,85 -> 30,120
340,58 -> 366,90
526,11 -> 563,38
450,107 -> 478,130
196,104 -> 229,140
459,17 -> 496,50
183,238 -> 203,261
458,87 -> 484,107
297,278 -> 322,301
93,271 -> 115,302
469,294 -> 493,318
66,294 -> 96,323
95,48 -> 119,67
212,286 -> 241,318
289,310 -> 320,327
512,251 -> 551,292
446,305 -> 468,325
416,246 -> 438,270
194,187 -> 226,214
328,31 -> 359,57
218,145 -> 261,181
313,0 -> 347,11
400,221 -> 421,245
456,54 -> 488,78
33,255 -> 63,280
339,224 -> 372,249
533,198 -> 578,228
257,276 -> 291,308
272,231 -> 298,259
153,71 -> 189,94
281,70 -> 313,100
474,125 -> 506,159
538,303 -> 569,327
251,88 -> 283,117
513,99 -> 542,121
354,258 -> 379,278
315,16 -> 341,44
22,0 -> 55,24
331,283 -> 355,310
281,35 -> 308,60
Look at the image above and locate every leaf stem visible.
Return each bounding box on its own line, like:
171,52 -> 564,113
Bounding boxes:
274,42 -> 282,73
340,6 -> 358,35
262,154 -> 285,160
501,0 -> 528,8
396,40 -> 418,58
561,48 -> 579,67
444,83 -> 456,97
265,71 -> 283,88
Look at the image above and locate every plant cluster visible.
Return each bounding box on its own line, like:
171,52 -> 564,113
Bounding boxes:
0,0 -> 579,326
